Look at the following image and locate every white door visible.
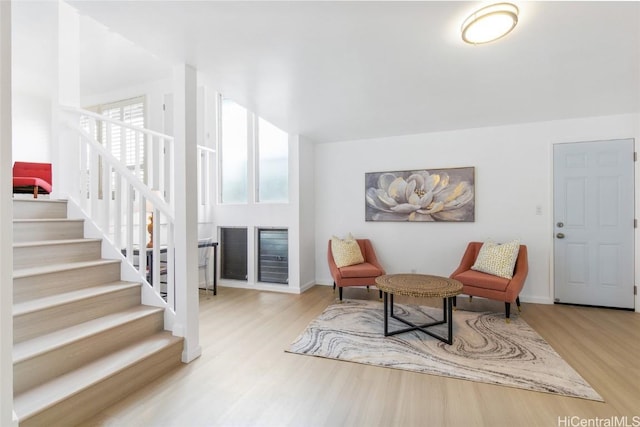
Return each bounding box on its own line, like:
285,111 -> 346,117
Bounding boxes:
553,139 -> 635,309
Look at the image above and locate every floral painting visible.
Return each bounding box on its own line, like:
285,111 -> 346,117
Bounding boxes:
365,167 -> 475,222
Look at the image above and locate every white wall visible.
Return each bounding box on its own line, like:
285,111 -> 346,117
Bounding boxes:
212,132 -> 307,293
11,0 -> 57,163
314,113 -> 640,306
11,94 -> 51,162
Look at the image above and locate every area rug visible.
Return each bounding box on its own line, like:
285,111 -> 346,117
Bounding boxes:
287,299 -> 602,401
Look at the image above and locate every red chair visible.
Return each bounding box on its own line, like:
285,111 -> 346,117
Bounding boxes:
12,162 -> 52,198
450,241 -> 528,321
328,239 -> 386,301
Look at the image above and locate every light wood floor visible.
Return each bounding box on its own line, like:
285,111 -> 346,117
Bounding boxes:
82,285 -> 640,427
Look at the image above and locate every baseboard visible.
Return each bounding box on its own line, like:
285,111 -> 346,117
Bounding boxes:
299,280 -> 316,293
218,280 -> 303,294
519,295 -> 554,305
457,294 -> 554,305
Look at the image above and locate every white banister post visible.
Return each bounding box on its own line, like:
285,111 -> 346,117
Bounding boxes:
172,63 -> 201,363
52,0 -> 80,200
0,3 -> 17,425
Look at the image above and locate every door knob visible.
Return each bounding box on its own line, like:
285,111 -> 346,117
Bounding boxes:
556,233 -> 565,239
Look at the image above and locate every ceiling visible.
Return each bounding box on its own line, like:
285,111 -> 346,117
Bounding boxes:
62,2 -> 640,142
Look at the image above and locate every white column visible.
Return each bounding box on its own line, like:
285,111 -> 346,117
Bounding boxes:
172,64 -> 201,362
0,2 -> 17,425
52,0 -> 80,199
288,135 -> 301,291
296,135 -> 316,291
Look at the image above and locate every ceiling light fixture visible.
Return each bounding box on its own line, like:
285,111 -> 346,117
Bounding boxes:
461,3 -> 519,45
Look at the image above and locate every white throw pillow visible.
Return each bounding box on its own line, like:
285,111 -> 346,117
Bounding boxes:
471,239 -> 520,279
331,234 -> 365,268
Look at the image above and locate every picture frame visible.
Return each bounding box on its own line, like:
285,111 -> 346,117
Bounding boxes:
365,167 -> 475,222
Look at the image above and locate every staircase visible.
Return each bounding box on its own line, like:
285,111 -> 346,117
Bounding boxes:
12,198 -> 184,427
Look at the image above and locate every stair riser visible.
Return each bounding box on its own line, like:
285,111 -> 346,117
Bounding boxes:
13,240 -> 102,269
17,339 -> 183,427
14,262 -> 121,303
14,310 -> 164,395
13,200 -> 67,219
14,285 -> 142,344
13,220 -> 84,242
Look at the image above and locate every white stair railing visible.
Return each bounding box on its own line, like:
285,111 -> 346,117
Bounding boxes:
60,106 -> 178,313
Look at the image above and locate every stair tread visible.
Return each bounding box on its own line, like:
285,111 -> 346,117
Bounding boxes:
13,281 -> 141,317
13,259 -> 120,279
13,199 -> 67,204
13,238 -> 102,248
14,305 -> 164,363
13,218 -> 83,223
13,332 -> 183,420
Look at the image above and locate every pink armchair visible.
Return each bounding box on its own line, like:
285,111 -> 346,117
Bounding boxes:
328,239 -> 386,301
450,241 -> 528,320
13,162 -> 52,198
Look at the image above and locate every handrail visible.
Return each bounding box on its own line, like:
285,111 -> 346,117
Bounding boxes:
197,145 -> 216,154
61,105 -> 175,142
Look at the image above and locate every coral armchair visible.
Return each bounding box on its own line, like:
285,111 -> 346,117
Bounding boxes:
328,239 -> 385,301
12,162 -> 52,198
450,241 -> 528,320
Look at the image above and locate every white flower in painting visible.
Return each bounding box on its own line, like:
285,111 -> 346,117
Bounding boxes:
366,171 -> 474,221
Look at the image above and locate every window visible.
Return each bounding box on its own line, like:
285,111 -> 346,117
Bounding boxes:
257,118 -> 288,203
218,94 -> 289,204
84,96 -> 147,196
220,98 -> 248,203
99,98 -> 146,182
258,228 -> 288,284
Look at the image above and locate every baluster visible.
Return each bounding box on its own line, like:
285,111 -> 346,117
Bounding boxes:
167,221 -> 175,311
168,138 -> 175,210
114,172 -> 122,249
151,207 -> 160,294
137,192 -> 146,281
135,131 -> 141,184
102,161 -> 111,237
125,183 -> 134,265
79,128 -> 88,210
90,146 -> 99,219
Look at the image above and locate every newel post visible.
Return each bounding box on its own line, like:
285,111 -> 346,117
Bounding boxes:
172,64 -> 201,362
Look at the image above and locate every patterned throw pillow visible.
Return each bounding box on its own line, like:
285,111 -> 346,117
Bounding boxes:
471,239 -> 520,279
331,234 -> 365,268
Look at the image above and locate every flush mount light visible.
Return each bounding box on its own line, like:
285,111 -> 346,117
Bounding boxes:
461,3 -> 519,45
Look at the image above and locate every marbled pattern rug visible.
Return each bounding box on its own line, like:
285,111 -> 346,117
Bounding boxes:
287,299 -> 602,401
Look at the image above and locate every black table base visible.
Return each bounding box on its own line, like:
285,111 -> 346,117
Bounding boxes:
383,292 -> 455,345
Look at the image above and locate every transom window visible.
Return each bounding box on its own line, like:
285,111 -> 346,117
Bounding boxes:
218,95 -> 288,204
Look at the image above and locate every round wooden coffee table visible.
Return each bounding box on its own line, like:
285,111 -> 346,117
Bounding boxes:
375,274 -> 463,344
